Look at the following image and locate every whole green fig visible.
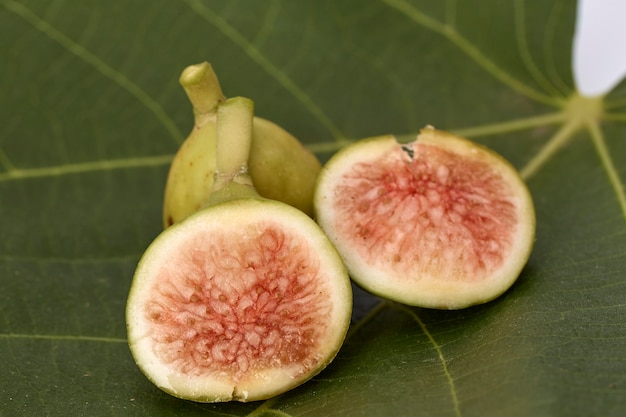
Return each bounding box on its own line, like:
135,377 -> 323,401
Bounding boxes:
163,62 -> 321,227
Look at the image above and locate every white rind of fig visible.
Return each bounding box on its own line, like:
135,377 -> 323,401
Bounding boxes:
314,127 -> 536,309
127,199 -> 352,402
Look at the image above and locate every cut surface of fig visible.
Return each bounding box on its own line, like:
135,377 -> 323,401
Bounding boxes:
127,199 -> 351,402
314,127 -> 535,309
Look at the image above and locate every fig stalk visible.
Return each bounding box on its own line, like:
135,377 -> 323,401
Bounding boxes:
212,97 -> 254,192
179,62 -> 225,120
207,97 -> 259,206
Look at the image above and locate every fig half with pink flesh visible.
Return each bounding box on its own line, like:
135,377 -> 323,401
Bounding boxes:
127,199 -> 351,402
314,127 -> 535,309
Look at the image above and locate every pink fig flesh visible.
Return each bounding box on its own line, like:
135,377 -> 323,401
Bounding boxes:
314,127 -> 535,309
127,199 -> 351,402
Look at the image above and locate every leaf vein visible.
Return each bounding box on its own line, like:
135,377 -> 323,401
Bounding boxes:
183,0 -> 346,141
514,0 -> 564,98
0,154 -> 172,183
0,146 -> 16,172
395,305 -> 462,417
252,0 -> 281,47
246,397 -> 292,417
0,254 -> 141,264
380,0 -> 562,107
451,111 -> 567,139
0,0 -> 184,144
543,0 -> 574,95
1,333 -> 126,344
587,121 -> 626,224
520,116 -> 580,180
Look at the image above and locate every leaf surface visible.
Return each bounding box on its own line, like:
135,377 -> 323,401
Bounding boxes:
1,1 -> 625,416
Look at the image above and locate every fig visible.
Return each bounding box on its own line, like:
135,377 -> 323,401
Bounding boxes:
127,96 -> 352,402
314,127 -> 535,309
163,62 -> 321,227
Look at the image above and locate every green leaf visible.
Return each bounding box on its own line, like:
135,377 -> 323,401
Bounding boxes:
1,0 -> 625,416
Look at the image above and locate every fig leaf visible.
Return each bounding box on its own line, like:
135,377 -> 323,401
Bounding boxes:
1,0 -> 625,416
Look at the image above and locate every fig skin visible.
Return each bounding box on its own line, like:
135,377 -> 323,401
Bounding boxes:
249,117 -> 321,216
128,97 -> 352,402
314,126 -> 536,309
163,62 -> 321,228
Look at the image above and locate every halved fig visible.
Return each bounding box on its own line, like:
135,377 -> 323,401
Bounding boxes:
314,126 -> 536,309
127,200 -> 351,402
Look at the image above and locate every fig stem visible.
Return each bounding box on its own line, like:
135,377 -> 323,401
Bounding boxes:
179,62 -> 225,120
216,97 -> 254,176
210,96 -> 256,197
